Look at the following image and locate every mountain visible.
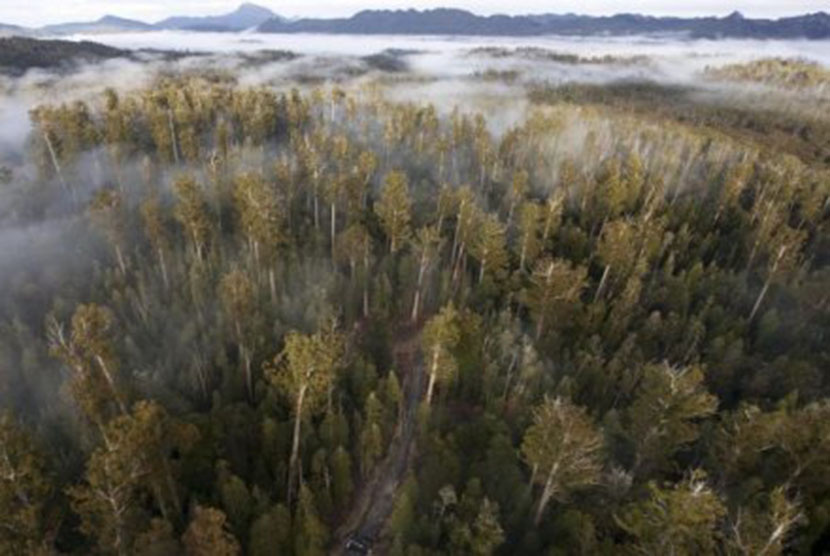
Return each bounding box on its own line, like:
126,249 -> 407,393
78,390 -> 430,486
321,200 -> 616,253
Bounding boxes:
0,23 -> 27,34
0,36 -> 128,75
156,3 -> 279,32
0,22 -> 28,37
9,7 -> 830,39
257,8 -> 830,39
259,8 -> 545,35
41,15 -> 154,35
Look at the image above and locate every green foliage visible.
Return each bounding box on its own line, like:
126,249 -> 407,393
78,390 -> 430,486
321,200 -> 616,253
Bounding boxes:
182,505 -> 241,556
1,71 -> 829,556
0,414 -> 52,555
521,397 -> 604,524
376,170 -> 413,253
616,470 -> 726,555
294,485 -> 328,556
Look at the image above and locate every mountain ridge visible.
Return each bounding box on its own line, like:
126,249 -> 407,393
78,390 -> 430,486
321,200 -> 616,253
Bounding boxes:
257,8 -> 830,39
40,15 -> 154,35
1,6 -> 829,39
155,3 -> 279,32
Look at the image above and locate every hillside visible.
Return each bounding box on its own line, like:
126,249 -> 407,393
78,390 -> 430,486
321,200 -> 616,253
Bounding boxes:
41,15 -> 154,35
0,36 -> 128,75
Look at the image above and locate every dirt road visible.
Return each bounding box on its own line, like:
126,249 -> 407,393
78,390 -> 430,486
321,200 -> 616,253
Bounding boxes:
331,328 -> 423,554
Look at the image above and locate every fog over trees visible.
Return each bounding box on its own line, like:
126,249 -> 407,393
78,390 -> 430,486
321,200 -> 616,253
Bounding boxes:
0,30 -> 828,555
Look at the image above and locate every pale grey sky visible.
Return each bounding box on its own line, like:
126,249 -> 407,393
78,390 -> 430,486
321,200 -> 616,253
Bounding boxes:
2,1 -> 828,27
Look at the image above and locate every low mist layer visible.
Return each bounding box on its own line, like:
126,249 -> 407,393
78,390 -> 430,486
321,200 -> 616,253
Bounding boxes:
0,30 -> 828,556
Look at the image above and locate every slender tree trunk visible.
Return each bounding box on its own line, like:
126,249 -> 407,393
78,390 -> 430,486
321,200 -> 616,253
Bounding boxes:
451,203 -> 465,264
363,250 -> 370,318
43,132 -> 72,201
252,241 -> 261,280
243,345 -> 253,402
287,385 -> 307,503
535,314 -> 546,342
501,352 -> 518,403
533,465 -> 558,525
160,455 -> 181,516
411,290 -> 422,323
452,244 -> 465,286
331,202 -> 337,259
749,246 -> 787,322
594,265 -> 611,302
269,267 -> 277,305
426,348 -> 439,405
95,355 -> 127,416
749,280 -> 771,323
411,256 -> 428,323
158,249 -> 169,291
167,110 -> 179,165
114,245 -> 127,277
153,483 -> 170,522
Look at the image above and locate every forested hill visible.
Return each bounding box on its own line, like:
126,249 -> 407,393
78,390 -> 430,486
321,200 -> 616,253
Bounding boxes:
0,37 -> 128,75
258,9 -> 830,39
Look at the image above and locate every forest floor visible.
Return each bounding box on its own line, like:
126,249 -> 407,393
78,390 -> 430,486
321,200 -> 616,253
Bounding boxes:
332,325 -> 424,555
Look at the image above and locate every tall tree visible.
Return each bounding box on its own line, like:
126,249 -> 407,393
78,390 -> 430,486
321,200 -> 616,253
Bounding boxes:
376,170 -> 413,254
219,269 -> 258,401
627,364 -> 717,477
521,397 -> 604,525
470,499 -> 505,556
294,484 -> 328,556
69,401 -> 183,556
0,414 -> 53,556
516,201 -> 542,272
173,176 -> 213,264
49,304 -> 128,432
410,225 -> 442,323
182,506 -> 241,556
616,470 -> 725,556
233,173 -> 285,302
264,326 -> 345,502
89,189 -> 129,276
140,194 -> 171,290
524,258 -> 588,340
730,486 -> 803,556
422,304 -> 461,406
470,213 -> 508,284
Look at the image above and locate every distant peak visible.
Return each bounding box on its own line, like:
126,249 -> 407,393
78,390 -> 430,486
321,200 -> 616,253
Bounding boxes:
725,11 -> 745,20
235,3 -> 273,15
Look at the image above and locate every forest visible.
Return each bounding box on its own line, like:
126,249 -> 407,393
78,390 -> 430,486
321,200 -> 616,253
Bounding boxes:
0,41 -> 829,556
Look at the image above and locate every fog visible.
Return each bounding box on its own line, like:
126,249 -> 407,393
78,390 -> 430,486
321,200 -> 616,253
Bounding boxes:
0,27 -> 827,439
34,31 -> 826,124
66,31 -> 830,65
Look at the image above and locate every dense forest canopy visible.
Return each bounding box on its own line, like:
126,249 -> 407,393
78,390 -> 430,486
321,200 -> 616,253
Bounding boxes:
0,34 -> 829,556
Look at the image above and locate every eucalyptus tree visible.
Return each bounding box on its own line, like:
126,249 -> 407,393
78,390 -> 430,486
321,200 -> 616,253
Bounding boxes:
264,326 -> 346,502
521,397 -> 604,525
524,258 -> 589,340
422,304 -> 461,406
376,170 -> 413,254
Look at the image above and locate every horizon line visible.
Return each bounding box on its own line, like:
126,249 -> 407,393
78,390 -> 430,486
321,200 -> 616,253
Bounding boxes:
4,4 -> 829,30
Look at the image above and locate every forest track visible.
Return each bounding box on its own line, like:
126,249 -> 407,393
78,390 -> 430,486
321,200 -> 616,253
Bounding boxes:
332,325 -> 423,555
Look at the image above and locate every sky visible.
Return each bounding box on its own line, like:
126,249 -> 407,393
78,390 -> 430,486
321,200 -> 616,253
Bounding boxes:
1,1 -> 828,27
